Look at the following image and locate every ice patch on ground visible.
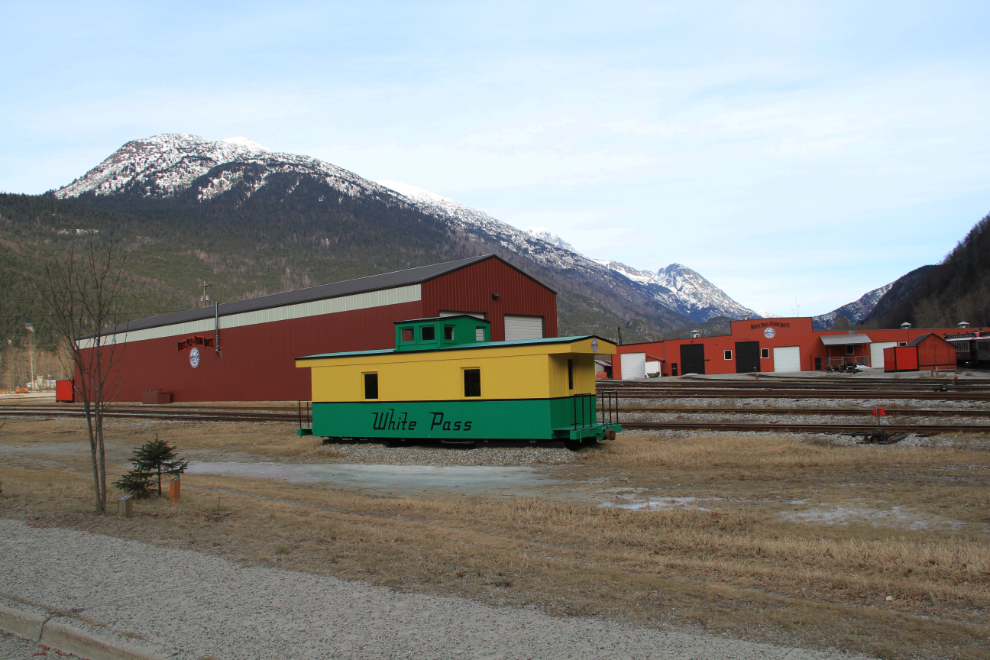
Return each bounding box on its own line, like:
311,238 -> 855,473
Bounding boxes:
780,503 -> 966,531
599,495 -> 722,511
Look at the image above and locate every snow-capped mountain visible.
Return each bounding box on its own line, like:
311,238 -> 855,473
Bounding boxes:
54,134 -> 696,335
592,261 -> 757,321
375,182 -> 755,322
55,133 -> 383,202
813,282 -> 894,329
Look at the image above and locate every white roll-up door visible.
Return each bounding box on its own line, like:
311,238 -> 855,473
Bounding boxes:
773,346 -> 801,372
870,342 -> 896,369
504,315 -> 544,341
620,353 -> 646,380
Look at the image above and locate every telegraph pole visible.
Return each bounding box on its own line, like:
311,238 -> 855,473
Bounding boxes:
199,281 -> 213,308
25,323 -> 34,387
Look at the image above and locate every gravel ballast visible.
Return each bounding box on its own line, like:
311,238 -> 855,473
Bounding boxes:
0,518 -> 871,660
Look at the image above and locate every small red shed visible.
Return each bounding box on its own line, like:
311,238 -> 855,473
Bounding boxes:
908,333 -> 956,370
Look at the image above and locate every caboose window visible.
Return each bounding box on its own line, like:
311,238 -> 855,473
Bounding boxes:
364,373 -> 378,400
567,359 -> 574,390
400,328 -> 413,342
444,326 -> 455,340
421,326 -> 436,341
464,369 -> 481,397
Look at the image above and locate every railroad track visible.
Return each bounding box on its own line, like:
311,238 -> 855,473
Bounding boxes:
0,406 -> 299,423
619,422 -> 990,433
598,388 -> 990,401
606,406 -> 990,417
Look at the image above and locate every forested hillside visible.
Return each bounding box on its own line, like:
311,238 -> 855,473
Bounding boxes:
869,213 -> 990,328
0,188 -> 677,387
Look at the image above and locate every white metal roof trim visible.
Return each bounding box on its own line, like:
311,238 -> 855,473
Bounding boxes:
77,285 -> 421,348
820,334 -> 873,346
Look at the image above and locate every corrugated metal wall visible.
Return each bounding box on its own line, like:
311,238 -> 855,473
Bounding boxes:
422,259 -> 557,341
79,300 -> 423,402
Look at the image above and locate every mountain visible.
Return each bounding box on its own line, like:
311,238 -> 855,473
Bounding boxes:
866,212 -> 990,328
812,282 -> 894,330
376,183 -> 758,323
593,261 -> 757,322
46,134 -> 694,342
861,265 -> 937,326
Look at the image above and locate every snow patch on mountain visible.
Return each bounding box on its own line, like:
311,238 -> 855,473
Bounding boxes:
524,227 -> 578,253
221,136 -> 269,152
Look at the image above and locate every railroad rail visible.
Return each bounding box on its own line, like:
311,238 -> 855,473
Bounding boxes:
0,406 -> 297,424
619,422 -> 990,433
608,406 -> 990,418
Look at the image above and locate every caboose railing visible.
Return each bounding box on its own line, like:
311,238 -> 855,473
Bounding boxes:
598,390 -> 619,426
571,393 -> 596,430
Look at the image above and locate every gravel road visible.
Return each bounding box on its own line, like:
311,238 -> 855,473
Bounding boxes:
0,518 -> 870,660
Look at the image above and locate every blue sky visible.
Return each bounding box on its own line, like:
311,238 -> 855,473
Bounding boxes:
2,1 -> 989,316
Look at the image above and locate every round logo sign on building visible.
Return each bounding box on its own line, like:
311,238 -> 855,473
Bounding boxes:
763,327 -> 776,339
591,338 -> 598,353
189,346 -> 201,368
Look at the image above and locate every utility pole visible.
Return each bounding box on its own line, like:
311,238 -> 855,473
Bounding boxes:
24,323 -> 34,388
199,281 -> 213,308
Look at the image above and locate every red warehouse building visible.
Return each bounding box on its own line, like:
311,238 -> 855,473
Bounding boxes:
613,317 -> 983,379
77,255 -> 557,402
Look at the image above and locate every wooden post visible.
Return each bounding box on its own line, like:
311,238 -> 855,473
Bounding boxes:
118,495 -> 133,518
169,476 -> 181,502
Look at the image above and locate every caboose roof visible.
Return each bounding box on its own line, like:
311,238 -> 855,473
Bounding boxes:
296,335 -> 615,362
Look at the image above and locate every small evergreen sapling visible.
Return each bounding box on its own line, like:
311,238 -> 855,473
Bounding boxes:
115,434 -> 189,498
113,469 -> 154,499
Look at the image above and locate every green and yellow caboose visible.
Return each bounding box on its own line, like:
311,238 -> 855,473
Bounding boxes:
295,315 -> 621,446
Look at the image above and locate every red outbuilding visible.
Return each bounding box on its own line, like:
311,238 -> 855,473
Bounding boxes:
76,255 -> 557,402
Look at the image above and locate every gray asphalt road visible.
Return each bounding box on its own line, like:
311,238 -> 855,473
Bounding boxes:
0,518 -> 870,660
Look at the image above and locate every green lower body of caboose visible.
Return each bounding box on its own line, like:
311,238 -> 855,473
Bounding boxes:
306,396 -> 620,442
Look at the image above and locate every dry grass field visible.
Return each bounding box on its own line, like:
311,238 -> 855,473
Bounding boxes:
1,415 -> 988,659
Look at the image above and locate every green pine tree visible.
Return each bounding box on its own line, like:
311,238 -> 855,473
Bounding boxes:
126,434 -> 189,496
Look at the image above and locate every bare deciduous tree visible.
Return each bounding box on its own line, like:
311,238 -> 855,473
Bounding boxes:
43,236 -> 127,513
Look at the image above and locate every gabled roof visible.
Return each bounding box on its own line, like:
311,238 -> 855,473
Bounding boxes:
907,333 -> 947,346
88,254 -> 538,337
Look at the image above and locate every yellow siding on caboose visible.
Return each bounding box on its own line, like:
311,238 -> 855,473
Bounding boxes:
547,354 -> 596,397
311,352 -> 552,402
